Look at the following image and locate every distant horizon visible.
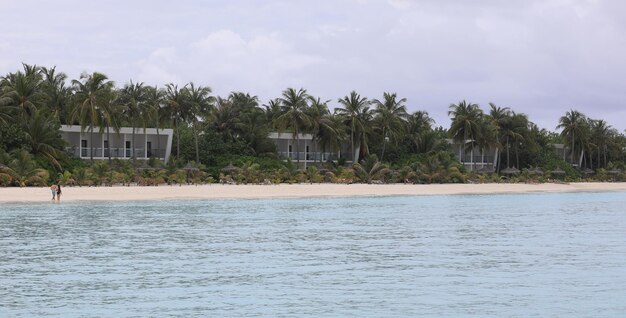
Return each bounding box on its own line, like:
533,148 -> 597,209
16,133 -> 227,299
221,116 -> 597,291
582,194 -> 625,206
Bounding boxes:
2,1 -> 626,131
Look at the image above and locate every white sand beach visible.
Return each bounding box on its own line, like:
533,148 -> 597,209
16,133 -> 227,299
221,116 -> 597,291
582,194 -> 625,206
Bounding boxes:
2,182 -> 626,203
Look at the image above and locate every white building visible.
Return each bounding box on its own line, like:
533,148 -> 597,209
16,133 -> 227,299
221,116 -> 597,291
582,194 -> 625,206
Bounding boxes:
60,125 -> 174,162
268,132 -> 347,167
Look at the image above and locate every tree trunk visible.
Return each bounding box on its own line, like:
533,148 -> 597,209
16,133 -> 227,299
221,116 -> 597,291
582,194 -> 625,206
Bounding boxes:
506,136 -> 510,168
193,121 -> 199,163
157,127 -> 161,161
494,147 -> 500,173
175,117 -> 180,160
107,126 -> 111,164
380,128 -> 386,161
571,133 -> 575,166
578,149 -> 584,168
132,127 -> 136,164
90,126 -> 94,161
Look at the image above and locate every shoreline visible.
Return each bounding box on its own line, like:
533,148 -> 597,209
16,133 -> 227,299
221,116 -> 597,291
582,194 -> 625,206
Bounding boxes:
1,182 -> 626,203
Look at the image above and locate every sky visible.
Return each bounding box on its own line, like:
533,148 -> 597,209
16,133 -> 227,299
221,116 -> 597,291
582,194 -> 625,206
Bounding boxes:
1,0 -> 625,131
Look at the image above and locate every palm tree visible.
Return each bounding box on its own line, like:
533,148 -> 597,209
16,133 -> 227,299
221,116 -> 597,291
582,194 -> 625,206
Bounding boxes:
557,110 -> 587,167
406,111 -> 436,154
182,82 -> 213,163
101,89 -> 121,163
316,113 -> 346,162
70,72 -> 115,161
263,98 -> 282,131
41,66 -> 70,122
372,92 -> 408,161
448,100 -> 483,169
212,96 -> 241,142
486,103 -> 511,172
336,91 -> 370,163
590,119 -> 611,169
145,86 -> 168,159
0,149 -> 49,187
275,88 -> 312,165
23,108 -> 66,170
307,96 -> 332,163
352,154 -> 388,184
164,83 -> 185,160
0,63 -> 45,121
119,81 -> 148,164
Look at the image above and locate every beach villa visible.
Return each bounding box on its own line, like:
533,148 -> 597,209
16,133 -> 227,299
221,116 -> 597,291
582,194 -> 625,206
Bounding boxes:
267,132 -> 349,167
60,125 -> 174,162
449,140 -> 497,171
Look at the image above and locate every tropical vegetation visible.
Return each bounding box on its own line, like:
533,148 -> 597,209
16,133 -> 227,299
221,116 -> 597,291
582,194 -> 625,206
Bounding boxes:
1,63 -> 626,187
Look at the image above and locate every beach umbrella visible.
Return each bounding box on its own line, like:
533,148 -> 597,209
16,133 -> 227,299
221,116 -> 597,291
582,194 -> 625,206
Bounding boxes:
551,167 -> 565,176
222,163 -> 238,172
183,162 -> 199,171
608,168 -> 621,175
581,168 -> 594,176
476,166 -> 495,174
501,167 -> 520,175
528,167 -> 544,175
137,161 -> 154,171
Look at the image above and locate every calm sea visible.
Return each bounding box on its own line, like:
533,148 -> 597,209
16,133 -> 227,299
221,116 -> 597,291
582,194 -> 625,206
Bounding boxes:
1,192 -> 625,317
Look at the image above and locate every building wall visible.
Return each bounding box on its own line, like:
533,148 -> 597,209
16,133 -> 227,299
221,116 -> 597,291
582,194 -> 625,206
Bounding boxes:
60,125 -> 173,162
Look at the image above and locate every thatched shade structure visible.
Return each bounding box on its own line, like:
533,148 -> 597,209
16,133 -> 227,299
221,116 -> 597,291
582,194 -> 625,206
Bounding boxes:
501,167 -> 520,175
476,166 -> 495,174
581,168 -> 594,176
222,163 -> 238,173
183,162 -> 199,171
608,169 -> 621,175
551,167 -> 565,175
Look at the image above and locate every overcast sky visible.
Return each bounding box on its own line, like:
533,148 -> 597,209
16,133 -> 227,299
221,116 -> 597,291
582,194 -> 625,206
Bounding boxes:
1,0 -> 625,131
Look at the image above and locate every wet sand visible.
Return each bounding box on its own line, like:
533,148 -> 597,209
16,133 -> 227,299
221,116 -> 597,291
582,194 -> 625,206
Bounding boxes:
2,182 -> 626,203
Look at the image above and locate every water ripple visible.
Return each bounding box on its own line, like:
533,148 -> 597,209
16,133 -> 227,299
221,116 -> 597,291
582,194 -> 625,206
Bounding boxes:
1,193 -> 626,317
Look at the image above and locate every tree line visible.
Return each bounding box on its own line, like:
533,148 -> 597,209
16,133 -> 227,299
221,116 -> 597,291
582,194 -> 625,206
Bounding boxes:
1,63 -> 625,186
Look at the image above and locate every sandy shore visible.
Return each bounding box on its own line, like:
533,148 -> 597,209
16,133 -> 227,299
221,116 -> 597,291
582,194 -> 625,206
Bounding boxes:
1,182 -> 626,203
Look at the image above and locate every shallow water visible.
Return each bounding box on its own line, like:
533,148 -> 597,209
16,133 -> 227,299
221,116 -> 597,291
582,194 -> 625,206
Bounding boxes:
1,192 -> 625,317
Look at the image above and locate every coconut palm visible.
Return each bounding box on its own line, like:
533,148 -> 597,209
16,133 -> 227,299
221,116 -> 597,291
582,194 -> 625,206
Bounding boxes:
306,96 -> 333,162
119,81 -> 148,163
352,154 -> 388,184
557,110 -> 587,167
145,86 -> 168,159
590,119 -> 611,169
275,88 -> 312,165
182,82 -> 213,163
406,111 -> 436,154
336,91 -> 371,163
0,149 -> 49,187
448,100 -> 483,169
212,96 -> 241,142
486,103 -> 511,172
263,98 -> 282,131
316,112 -> 346,162
41,66 -> 70,122
164,83 -> 185,159
372,92 -> 408,161
0,63 -> 45,121
22,108 -> 66,170
70,72 -> 115,161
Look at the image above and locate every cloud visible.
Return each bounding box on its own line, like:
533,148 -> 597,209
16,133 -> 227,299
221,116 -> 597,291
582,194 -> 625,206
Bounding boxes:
2,0 -> 626,130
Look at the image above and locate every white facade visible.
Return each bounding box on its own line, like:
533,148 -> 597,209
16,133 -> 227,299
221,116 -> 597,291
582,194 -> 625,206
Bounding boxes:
449,139 -> 497,171
60,125 -> 174,162
268,132 -> 345,166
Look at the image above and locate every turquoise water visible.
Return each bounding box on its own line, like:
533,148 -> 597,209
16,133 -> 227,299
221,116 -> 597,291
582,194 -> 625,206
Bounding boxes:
1,192 -> 625,317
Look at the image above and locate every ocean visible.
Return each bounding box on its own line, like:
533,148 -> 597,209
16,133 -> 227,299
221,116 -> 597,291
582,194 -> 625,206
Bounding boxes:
1,192 -> 625,317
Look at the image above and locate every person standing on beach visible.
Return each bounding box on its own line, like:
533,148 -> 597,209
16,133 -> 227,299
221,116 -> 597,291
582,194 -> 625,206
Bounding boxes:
50,184 -> 58,200
56,184 -> 62,201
